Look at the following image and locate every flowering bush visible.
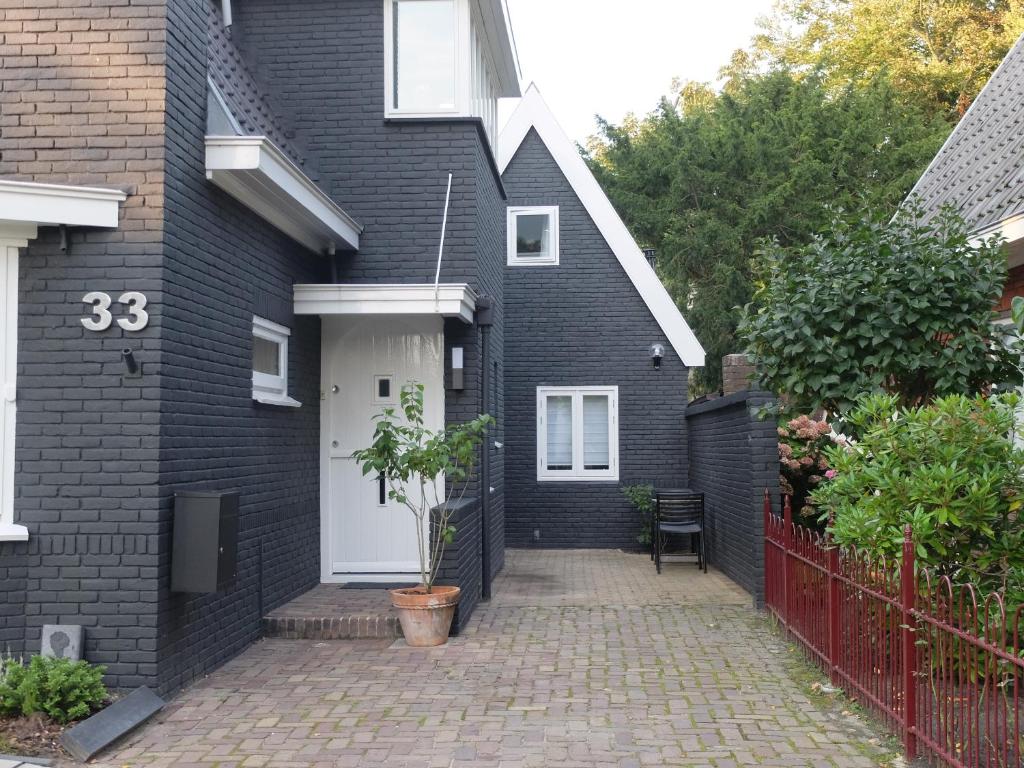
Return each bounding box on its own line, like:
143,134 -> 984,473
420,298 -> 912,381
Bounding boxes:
778,414 -> 835,523
814,393 -> 1024,603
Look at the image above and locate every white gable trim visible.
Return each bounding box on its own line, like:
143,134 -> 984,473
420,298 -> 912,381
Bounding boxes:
498,85 -> 705,367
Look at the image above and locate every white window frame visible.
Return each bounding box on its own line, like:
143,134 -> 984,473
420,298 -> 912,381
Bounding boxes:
536,386 -> 618,481
252,316 -> 300,407
507,206 -> 559,266
383,0 -> 469,119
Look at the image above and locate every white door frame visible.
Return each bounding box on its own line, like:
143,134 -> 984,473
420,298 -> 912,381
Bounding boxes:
0,226 -> 34,542
318,315 -> 445,583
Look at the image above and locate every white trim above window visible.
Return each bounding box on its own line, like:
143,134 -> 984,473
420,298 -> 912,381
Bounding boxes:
252,316 -> 301,407
508,206 -> 559,266
537,386 -> 618,481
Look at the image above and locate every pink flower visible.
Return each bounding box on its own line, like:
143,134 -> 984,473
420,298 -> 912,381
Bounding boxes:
825,469 -> 837,480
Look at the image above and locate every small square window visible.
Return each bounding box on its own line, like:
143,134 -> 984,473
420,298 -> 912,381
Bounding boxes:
374,374 -> 395,403
508,206 -> 559,266
252,316 -> 300,407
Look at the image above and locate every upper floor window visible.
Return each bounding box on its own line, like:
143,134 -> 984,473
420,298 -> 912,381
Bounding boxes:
508,206 -> 559,266
384,0 -> 516,148
389,0 -> 458,113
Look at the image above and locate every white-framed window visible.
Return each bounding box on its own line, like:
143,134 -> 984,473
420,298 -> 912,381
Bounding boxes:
382,0 -> 502,149
252,316 -> 300,407
508,206 -> 559,266
537,386 -> 618,481
385,0 -> 461,116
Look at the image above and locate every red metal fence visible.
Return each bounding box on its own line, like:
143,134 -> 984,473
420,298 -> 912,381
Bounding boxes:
764,491 -> 1024,767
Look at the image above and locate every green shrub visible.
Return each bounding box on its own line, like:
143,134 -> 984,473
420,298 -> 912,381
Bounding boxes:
0,655 -> 107,724
813,393 -> 1024,603
621,483 -> 655,545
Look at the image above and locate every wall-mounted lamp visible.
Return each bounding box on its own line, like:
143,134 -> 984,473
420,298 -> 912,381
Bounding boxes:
122,348 -> 141,378
650,343 -> 665,370
451,346 -> 464,390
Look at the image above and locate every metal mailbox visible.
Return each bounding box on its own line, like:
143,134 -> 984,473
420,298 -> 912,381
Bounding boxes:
171,490 -> 239,593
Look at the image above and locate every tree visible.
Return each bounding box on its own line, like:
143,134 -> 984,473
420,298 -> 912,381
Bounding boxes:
738,0 -> 1024,117
588,71 -> 948,391
737,206 -> 1013,413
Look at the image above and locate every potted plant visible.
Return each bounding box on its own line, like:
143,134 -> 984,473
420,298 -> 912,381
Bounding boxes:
353,382 -> 492,647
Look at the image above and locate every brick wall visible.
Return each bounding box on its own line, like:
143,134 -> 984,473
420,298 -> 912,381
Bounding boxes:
233,0 -> 507,605
0,0 -> 167,687
502,129 -> 690,549
997,263 -> 1024,315
686,390 -> 778,604
152,0 -> 325,695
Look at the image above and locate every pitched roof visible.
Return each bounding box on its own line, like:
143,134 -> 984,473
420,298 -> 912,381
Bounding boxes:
498,85 -> 706,367
908,34 -> 1024,234
206,3 -> 316,178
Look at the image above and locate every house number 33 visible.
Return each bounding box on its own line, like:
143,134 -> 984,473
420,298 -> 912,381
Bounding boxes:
81,291 -> 149,332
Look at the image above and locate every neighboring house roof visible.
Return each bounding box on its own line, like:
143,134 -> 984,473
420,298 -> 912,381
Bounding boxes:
206,3 -> 315,177
908,33 -> 1024,235
498,85 -> 706,367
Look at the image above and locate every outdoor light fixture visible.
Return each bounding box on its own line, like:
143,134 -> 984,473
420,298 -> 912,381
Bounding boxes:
122,348 -> 140,377
650,343 -> 665,370
451,346 -> 464,390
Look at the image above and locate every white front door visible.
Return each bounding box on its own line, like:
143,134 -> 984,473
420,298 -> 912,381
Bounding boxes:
321,315 -> 444,578
0,245 -> 17,524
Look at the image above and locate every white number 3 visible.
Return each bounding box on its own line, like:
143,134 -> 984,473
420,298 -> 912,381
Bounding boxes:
117,291 -> 149,331
81,291 -> 112,331
81,291 -> 149,332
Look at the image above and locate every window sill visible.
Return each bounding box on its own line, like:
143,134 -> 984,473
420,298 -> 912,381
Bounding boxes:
253,394 -> 302,408
537,476 -> 620,483
0,523 -> 29,542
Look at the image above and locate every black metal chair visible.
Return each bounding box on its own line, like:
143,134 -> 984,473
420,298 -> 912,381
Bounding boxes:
654,491 -> 706,574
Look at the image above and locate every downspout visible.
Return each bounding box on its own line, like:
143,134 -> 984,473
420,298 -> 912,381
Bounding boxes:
476,296 -> 494,600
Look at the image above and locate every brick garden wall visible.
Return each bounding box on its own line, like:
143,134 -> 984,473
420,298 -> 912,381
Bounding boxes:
0,0 -> 167,687
685,390 -> 778,604
501,129 -> 690,549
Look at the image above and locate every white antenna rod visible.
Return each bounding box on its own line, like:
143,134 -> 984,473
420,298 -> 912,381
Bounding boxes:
433,172 -> 453,305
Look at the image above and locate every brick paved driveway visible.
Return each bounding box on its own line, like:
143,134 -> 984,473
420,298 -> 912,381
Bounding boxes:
93,550 -> 890,767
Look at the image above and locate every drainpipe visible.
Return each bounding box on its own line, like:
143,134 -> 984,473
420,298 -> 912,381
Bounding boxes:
476,296 -> 494,600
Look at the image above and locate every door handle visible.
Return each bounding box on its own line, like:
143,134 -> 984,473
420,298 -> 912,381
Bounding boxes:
3,384 -> 14,403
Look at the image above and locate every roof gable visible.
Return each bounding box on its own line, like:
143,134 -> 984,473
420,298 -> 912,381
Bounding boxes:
498,85 -> 705,367
908,33 -> 1024,235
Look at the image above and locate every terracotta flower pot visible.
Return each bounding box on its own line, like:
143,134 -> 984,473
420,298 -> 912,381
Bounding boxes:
389,585 -> 461,647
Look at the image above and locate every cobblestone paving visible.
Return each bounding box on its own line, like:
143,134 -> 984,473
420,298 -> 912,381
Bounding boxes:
92,551 -> 890,768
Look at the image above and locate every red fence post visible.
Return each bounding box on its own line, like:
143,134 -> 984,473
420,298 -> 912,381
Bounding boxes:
783,495 -> 792,625
827,525 -> 840,685
900,524 -> 918,760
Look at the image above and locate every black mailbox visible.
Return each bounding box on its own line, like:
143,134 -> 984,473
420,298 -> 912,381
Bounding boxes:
171,490 -> 239,593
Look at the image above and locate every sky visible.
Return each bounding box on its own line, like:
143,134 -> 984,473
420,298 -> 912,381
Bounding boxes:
498,0 -> 777,144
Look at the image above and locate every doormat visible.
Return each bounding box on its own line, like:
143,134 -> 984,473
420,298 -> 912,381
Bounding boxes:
340,582 -> 416,590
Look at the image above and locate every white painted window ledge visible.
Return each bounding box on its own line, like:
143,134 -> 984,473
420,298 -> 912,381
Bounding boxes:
0,523 -> 29,542
253,394 -> 302,408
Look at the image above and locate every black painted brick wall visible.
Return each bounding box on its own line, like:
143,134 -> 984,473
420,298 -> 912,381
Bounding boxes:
233,0 -> 507,604
502,129 -> 690,549
153,0 -> 325,696
686,390 -> 778,604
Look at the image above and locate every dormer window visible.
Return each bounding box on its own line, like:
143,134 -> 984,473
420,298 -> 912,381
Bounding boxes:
383,0 -> 522,147
390,0 -> 457,113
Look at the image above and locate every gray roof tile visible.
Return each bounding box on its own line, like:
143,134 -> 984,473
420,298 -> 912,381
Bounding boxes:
909,33 -> 1024,233
206,2 -> 317,179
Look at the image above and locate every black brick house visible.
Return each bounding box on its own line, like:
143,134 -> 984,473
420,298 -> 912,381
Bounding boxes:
0,0 -> 703,695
